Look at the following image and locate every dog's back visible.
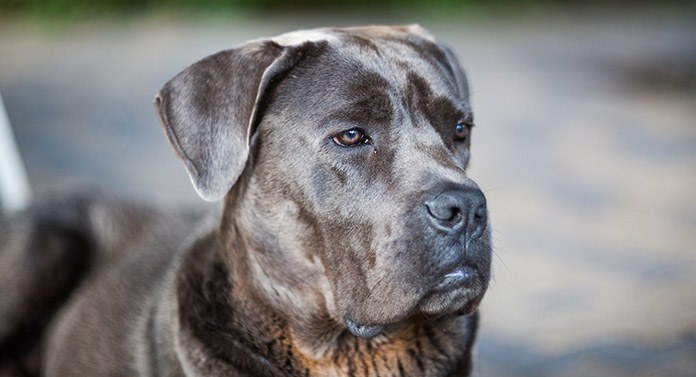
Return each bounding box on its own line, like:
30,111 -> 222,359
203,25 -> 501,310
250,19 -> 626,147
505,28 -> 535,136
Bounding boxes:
0,193 -> 204,376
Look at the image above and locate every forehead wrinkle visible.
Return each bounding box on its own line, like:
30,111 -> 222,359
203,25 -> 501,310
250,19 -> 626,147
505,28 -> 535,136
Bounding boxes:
299,28 -> 462,101
328,36 -> 420,86
328,34 -> 462,104
315,63 -> 397,132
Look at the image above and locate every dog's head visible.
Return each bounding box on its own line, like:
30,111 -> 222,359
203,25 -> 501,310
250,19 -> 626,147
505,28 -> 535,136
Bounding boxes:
155,25 -> 491,339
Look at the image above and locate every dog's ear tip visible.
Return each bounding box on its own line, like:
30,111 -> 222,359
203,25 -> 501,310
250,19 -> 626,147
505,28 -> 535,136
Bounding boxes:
195,190 -> 225,202
154,88 -> 171,118
188,164 -> 246,202
153,90 -> 170,130
190,178 -> 231,202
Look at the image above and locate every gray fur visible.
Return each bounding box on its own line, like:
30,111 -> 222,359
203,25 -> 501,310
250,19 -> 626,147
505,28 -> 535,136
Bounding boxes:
0,25 -> 492,377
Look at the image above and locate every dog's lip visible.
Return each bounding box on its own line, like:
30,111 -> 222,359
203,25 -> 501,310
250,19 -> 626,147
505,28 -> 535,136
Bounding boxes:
433,265 -> 475,292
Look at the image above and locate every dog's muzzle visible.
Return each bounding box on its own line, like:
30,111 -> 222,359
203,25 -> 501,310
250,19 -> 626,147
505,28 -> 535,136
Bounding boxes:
424,184 -> 488,289
345,183 -> 490,339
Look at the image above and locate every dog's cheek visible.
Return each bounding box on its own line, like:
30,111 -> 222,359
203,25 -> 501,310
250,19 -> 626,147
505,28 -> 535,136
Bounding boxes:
319,218 -> 372,293
330,221 -> 432,324
312,212 -> 427,325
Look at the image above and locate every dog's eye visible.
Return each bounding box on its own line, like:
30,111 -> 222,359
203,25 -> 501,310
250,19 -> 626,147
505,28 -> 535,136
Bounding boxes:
332,129 -> 369,147
454,123 -> 471,143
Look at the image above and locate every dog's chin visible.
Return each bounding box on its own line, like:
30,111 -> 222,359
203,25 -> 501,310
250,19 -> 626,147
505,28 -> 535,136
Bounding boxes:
417,283 -> 486,317
343,274 -> 487,339
343,292 -> 484,339
417,264 -> 489,316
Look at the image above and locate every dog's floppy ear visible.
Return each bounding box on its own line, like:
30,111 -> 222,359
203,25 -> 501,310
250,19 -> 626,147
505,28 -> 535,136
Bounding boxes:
154,41 -> 303,201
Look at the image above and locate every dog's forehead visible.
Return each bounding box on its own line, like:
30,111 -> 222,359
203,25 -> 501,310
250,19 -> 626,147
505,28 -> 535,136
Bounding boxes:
272,25 -> 468,118
272,25 -> 454,89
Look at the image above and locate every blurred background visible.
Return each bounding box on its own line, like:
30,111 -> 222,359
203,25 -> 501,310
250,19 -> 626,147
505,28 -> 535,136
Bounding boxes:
1,0 -> 695,375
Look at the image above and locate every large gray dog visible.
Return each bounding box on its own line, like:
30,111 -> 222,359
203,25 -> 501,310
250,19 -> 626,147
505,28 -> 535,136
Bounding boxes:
0,25 -> 491,376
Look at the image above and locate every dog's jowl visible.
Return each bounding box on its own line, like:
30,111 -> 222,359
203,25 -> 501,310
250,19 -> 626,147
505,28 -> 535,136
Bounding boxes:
0,25 -> 492,377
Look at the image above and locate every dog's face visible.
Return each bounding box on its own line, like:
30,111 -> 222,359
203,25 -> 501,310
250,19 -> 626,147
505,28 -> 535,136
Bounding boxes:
156,25 -> 491,338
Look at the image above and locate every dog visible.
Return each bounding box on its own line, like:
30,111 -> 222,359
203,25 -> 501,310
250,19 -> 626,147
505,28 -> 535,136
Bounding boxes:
0,25 -> 492,376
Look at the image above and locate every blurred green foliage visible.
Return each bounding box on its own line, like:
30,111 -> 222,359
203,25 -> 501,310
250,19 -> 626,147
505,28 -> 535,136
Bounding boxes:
1,0 -> 694,18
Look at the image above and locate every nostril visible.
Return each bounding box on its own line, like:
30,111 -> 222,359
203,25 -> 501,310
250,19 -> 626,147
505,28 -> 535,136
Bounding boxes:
467,202 -> 487,242
426,202 -> 463,224
425,187 -> 487,234
447,207 -> 463,224
474,204 -> 486,222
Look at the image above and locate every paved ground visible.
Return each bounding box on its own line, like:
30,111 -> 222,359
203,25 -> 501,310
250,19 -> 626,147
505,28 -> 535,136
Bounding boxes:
1,9 -> 695,376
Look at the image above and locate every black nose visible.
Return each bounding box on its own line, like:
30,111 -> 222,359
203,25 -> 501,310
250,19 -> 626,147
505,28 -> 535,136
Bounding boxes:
425,187 -> 487,242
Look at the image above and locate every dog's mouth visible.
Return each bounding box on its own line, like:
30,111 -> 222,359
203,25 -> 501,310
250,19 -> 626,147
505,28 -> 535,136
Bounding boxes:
417,262 -> 488,318
432,265 -> 476,292
344,264 -> 487,340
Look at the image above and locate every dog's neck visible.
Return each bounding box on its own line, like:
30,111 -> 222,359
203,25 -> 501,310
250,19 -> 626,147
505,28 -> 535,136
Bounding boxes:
167,186 -> 478,376
219,184 -> 351,357
175,230 -> 477,377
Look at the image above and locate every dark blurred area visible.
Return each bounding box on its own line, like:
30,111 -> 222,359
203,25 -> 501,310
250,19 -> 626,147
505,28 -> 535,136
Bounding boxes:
0,0 -> 695,376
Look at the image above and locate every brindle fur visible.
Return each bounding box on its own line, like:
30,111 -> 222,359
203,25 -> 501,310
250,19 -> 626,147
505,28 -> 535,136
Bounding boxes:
0,25 -> 491,376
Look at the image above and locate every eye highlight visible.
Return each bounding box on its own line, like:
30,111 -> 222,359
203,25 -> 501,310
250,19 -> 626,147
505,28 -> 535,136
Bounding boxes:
332,128 -> 369,147
454,123 -> 471,143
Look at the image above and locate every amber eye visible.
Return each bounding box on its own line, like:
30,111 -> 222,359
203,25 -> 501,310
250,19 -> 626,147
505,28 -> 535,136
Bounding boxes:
454,123 -> 470,143
332,128 -> 369,147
